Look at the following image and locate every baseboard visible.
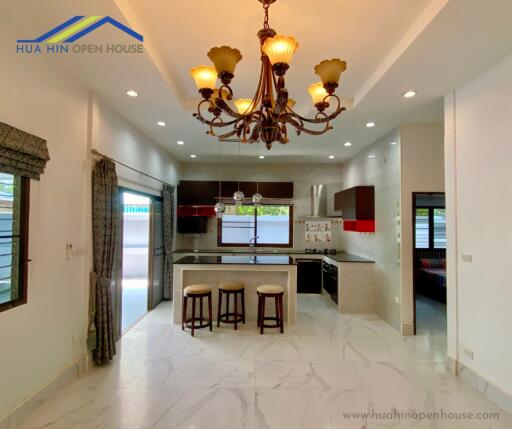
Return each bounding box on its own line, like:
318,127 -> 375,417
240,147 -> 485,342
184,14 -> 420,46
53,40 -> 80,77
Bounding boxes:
0,353 -> 91,429
445,354 -> 459,375
401,323 -> 414,336
458,362 -> 512,416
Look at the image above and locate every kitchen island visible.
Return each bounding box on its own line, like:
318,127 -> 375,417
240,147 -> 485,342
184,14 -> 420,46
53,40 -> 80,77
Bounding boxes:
172,255 -> 298,324
173,249 -> 376,316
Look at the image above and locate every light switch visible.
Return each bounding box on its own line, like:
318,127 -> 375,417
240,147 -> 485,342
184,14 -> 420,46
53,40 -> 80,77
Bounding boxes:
461,254 -> 472,262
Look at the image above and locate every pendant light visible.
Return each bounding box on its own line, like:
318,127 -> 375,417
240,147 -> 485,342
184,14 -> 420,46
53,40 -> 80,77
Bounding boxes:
233,142 -> 244,206
214,140 -> 225,218
252,143 -> 263,206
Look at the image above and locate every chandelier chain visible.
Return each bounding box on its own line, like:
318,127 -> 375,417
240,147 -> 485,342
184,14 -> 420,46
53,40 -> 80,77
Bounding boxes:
263,2 -> 270,29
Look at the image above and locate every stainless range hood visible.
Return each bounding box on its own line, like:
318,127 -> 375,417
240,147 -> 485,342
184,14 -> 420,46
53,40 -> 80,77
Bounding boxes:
304,184 -> 342,219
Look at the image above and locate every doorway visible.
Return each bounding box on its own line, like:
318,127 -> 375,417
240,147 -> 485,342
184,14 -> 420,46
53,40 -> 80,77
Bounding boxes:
121,191 -> 151,332
413,193 -> 447,336
116,188 -> 165,336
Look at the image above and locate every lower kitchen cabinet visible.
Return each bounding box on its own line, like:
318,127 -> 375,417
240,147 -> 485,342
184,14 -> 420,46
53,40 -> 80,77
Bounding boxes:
296,259 -> 322,293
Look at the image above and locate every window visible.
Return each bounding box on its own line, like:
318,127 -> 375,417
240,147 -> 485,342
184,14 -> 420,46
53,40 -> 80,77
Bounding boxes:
218,205 -> 293,247
0,172 -> 30,312
414,207 -> 446,249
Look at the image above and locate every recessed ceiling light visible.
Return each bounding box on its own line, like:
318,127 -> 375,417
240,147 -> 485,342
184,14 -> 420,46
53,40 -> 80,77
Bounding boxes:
259,155 -> 265,159
126,90 -> 138,97
344,142 -> 352,147
368,154 -> 376,158
157,121 -> 166,127
402,90 -> 417,98
177,140 -> 184,145
390,141 -> 397,145
329,155 -> 335,159
190,154 -> 197,158
366,122 -> 375,128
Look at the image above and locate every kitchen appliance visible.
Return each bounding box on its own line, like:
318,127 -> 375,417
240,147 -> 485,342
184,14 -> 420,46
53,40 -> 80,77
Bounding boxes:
302,184 -> 343,219
322,261 -> 338,303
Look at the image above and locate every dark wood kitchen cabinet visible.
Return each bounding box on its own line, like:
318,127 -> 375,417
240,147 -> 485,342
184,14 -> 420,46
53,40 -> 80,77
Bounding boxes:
178,180 -> 294,205
334,186 -> 375,232
177,181 -> 219,205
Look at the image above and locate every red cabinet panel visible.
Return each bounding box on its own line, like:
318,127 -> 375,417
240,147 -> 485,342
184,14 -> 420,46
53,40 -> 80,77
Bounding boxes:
177,205 -> 216,217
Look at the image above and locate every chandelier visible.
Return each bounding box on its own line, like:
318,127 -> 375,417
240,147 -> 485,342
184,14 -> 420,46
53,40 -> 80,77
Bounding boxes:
189,0 -> 348,150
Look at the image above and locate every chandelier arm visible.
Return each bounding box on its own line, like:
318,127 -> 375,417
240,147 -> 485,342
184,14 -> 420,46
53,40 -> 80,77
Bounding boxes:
288,106 -> 346,125
216,128 -> 239,140
194,111 -> 240,128
284,115 -> 334,136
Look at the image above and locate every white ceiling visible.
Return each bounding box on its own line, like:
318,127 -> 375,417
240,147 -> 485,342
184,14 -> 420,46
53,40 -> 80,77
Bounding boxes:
4,0 -> 512,163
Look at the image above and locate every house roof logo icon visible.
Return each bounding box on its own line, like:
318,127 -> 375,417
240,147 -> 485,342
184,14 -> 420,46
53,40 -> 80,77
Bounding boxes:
17,16 -> 143,43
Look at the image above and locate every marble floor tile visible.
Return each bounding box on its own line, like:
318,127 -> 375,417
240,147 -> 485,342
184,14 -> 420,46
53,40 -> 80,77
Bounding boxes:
15,296 -> 512,429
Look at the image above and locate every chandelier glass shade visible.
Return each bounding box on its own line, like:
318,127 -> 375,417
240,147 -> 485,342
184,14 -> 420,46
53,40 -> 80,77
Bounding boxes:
190,0 -> 348,150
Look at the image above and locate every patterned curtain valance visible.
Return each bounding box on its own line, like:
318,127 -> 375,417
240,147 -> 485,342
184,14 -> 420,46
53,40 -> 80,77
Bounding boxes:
0,121 -> 50,180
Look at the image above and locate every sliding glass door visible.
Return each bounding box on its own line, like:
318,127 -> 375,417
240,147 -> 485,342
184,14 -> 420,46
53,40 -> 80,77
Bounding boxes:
114,189 -> 164,336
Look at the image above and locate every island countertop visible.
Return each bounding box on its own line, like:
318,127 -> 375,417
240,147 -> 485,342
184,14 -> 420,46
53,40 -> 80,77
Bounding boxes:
173,250 -> 373,263
174,255 -> 295,265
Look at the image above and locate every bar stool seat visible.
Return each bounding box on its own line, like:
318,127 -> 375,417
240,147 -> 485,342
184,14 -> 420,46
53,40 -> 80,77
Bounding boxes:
182,285 -> 213,336
257,284 -> 284,334
217,282 -> 246,330
184,285 -> 211,296
219,281 -> 245,291
256,285 -> 284,294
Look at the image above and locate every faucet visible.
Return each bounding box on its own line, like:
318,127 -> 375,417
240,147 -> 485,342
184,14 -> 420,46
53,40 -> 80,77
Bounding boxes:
249,236 -> 260,248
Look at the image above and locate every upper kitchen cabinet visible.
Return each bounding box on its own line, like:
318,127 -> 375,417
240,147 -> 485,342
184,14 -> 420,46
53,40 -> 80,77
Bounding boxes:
334,186 -> 375,232
178,181 -> 219,205
178,180 -> 294,205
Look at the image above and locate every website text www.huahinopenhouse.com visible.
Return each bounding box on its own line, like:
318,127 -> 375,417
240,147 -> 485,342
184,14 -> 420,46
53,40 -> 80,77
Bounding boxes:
342,408 -> 501,422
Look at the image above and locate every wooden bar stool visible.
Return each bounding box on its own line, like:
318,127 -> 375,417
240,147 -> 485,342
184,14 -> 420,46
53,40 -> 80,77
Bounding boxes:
217,282 -> 246,330
182,285 -> 213,336
257,285 -> 284,334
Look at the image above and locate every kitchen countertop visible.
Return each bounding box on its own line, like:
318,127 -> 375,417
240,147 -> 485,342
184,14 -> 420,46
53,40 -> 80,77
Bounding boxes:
174,255 -> 296,265
173,249 -> 374,263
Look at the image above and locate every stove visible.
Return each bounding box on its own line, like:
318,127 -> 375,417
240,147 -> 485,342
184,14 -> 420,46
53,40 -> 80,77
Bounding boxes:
304,248 -> 337,255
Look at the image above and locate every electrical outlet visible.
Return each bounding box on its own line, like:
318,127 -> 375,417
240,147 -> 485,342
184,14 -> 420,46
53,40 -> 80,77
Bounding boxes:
394,296 -> 400,304
462,254 -> 473,262
463,348 -> 474,359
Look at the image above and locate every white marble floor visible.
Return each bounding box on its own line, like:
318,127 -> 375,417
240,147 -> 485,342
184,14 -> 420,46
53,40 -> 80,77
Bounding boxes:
18,295 -> 511,429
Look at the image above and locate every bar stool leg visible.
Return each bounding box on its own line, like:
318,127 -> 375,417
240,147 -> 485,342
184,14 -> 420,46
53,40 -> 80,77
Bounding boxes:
234,291 -> 239,330
257,293 -> 261,327
241,289 -> 246,324
191,296 -> 196,337
200,295 -> 204,325
217,290 -> 222,327
182,295 -> 187,331
279,294 -> 284,334
274,296 -> 279,331
208,293 -> 213,331
260,295 -> 265,335
226,293 -> 230,323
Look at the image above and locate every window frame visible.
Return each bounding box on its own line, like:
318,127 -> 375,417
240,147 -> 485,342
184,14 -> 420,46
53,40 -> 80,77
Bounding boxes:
414,205 -> 446,250
0,176 -> 30,313
217,204 -> 294,248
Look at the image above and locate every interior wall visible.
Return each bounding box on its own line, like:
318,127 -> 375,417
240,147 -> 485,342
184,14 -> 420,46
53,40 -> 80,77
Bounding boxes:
399,123 -> 445,335
0,35 -> 181,422
445,53 -> 512,401
92,96 -> 181,194
0,38 -> 90,420
338,129 -> 402,331
178,163 -> 344,250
